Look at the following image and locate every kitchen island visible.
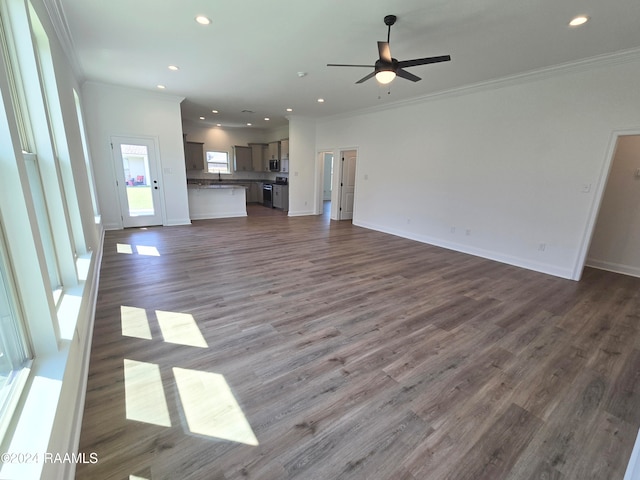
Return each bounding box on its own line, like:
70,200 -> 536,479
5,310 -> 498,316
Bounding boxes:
187,184 -> 247,220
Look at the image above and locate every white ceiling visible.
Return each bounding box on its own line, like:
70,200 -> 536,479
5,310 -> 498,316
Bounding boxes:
56,0 -> 640,130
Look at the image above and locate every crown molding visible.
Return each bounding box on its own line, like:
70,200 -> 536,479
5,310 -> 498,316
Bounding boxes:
42,0 -> 85,82
320,47 -> 640,124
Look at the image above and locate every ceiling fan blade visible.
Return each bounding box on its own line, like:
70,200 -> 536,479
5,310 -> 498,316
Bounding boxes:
355,71 -> 377,84
327,63 -> 375,68
396,68 -> 421,82
397,55 -> 451,68
378,41 -> 392,62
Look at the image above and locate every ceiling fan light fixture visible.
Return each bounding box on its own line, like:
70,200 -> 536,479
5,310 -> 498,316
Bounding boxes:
375,70 -> 396,84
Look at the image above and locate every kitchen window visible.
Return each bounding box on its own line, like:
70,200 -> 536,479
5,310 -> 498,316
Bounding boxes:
206,151 -> 230,174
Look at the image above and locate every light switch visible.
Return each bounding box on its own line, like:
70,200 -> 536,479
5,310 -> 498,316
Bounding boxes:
635,168 -> 640,178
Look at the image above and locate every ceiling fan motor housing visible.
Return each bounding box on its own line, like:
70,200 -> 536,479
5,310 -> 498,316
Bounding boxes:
374,58 -> 398,74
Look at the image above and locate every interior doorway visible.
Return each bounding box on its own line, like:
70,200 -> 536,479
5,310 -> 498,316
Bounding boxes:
322,152 -> 333,216
585,134 -> 640,277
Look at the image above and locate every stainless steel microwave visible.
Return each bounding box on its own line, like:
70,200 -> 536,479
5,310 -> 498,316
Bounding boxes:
269,159 -> 279,171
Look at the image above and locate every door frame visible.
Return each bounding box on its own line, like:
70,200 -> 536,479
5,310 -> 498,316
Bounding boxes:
575,127 -> 640,280
316,147 -> 359,220
315,150 -> 334,217
110,135 -> 165,228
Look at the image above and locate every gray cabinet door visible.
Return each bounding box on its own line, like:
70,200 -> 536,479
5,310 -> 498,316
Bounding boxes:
234,146 -> 253,171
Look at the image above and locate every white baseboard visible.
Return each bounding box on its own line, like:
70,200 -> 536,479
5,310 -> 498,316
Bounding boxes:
354,220 -> 575,280
585,259 -> 640,278
288,210 -> 315,217
165,218 -> 192,226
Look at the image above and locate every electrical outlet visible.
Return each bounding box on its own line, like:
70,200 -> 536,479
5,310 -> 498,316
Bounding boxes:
450,227 -> 456,234
538,243 -> 546,252
465,229 -> 471,236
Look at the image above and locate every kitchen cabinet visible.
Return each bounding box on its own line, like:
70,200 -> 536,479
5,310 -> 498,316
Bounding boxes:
255,182 -> 263,204
249,143 -> 268,172
280,138 -> 289,161
280,138 -> 289,172
234,145 -> 253,172
267,141 -> 280,161
184,141 -> 204,170
273,185 -> 289,211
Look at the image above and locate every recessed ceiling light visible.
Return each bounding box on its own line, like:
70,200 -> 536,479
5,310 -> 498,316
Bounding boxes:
286,108 -> 293,112
569,15 -> 589,27
199,116 -> 205,120
297,72 -> 307,78
264,117 -> 270,121
212,110 -> 219,114
157,84 -> 166,89
216,123 -> 221,127
168,65 -> 179,71
317,98 -> 325,103
195,15 -> 211,25
247,123 -> 252,126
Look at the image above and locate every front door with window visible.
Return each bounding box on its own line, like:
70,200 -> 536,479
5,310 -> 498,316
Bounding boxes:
111,136 -> 163,228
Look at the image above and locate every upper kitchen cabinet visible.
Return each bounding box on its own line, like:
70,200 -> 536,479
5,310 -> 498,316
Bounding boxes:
280,138 -> 289,161
249,143 -> 268,172
279,139 -> 289,172
267,141 -> 280,161
234,145 -> 253,172
184,141 -> 204,170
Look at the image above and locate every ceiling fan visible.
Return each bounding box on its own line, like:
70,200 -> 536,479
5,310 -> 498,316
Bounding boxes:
327,14 -> 451,85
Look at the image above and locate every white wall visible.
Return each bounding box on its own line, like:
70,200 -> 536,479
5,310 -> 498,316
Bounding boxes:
82,82 -> 190,229
315,53 -> 640,279
587,135 -> 640,277
288,116 -> 317,216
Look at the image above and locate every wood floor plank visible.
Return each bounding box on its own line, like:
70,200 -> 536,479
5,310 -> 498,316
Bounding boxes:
440,403 -> 543,480
77,208 -> 640,479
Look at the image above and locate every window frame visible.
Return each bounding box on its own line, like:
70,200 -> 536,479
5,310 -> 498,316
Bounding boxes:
205,150 -> 230,174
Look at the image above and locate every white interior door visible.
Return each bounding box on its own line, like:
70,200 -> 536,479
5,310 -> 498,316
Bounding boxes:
339,150 -> 357,220
111,136 -> 163,228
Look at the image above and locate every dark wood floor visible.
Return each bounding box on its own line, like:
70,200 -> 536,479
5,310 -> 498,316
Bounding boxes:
77,209 -> 640,480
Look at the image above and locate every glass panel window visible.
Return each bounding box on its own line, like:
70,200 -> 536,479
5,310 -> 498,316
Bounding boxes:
23,153 -> 62,296
206,151 -> 230,174
120,143 -> 154,217
0,223 -> 31,440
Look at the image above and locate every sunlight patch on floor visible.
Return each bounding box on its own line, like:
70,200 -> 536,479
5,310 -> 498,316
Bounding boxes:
172,367 -> 258,445
135,245 -> 160,256
116,243 -> 133,254
124,359 -> 171,427
121,306 -> 152,340
156,310 -> 208,348
116,243 -> 160,256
